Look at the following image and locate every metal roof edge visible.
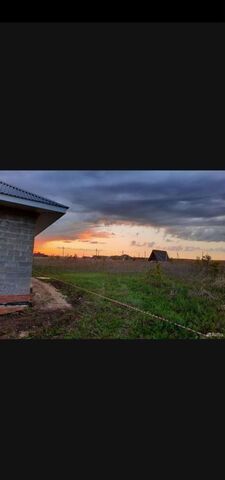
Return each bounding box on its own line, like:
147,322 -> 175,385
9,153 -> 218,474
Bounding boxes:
0,180 -> 68,210
0,193 -> 68,214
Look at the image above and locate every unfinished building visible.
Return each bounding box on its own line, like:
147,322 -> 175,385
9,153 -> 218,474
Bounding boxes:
0,180 -> 68,314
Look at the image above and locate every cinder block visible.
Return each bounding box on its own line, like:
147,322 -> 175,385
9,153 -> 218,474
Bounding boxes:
0,208 -> 36,296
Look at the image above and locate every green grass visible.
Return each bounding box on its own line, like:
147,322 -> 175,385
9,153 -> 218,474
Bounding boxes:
31,264 -> 225,339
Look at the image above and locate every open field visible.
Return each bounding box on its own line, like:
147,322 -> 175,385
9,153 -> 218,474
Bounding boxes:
0,257 -> 225,339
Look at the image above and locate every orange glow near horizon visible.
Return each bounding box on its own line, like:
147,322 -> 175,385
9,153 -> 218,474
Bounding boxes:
34,223 -> 225,260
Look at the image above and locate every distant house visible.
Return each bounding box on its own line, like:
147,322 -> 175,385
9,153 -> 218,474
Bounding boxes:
0,180 -> 68,313
110,254 -> 133,261
148,249 -> 169,261
121,254 -> 132,261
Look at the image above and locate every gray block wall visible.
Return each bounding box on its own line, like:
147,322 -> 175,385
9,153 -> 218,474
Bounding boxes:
0,207 -> 37,295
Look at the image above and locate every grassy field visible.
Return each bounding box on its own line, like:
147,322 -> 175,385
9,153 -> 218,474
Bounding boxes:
26,257 -> 225,340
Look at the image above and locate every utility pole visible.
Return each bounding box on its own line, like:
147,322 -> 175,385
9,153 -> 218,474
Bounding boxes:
57,246 -> 65,257
57,246 -> 76,257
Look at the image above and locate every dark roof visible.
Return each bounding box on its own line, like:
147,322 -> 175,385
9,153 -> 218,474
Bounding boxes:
148,249 -> 169,261
0,180 -> 68,209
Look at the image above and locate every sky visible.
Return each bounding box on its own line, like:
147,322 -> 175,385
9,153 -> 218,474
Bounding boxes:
1,170 -> 225,260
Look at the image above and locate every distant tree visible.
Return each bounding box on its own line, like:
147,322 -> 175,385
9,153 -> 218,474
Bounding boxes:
202,254 -> 211,264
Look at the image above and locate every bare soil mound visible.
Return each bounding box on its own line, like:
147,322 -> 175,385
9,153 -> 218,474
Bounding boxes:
31,278 -> 72,311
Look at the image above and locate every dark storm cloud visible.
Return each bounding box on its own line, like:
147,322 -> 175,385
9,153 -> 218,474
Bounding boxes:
1,171 -> 225,242
131,240 -> 155,248
166,226 -> 225,242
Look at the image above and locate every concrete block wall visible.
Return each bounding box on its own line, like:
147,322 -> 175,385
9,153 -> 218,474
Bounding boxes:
0,207 -> 37,296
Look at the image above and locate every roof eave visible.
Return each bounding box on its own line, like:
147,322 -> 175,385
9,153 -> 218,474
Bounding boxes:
0,192 -> 68,213
0,193 -> 68,236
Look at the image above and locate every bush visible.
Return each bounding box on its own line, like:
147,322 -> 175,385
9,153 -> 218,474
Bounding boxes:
145,262 -> 168,288
202,254 -> 211,264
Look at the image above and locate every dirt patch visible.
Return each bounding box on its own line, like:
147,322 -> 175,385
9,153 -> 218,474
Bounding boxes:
47,279 -> 85,307
31,278 -> 72,311
0,307 -> 78,339
0,279 -> 83,339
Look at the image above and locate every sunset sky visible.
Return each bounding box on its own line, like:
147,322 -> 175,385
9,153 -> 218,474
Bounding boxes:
1,170 -> 225,260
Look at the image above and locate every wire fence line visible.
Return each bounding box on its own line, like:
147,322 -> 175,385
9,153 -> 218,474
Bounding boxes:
37,276 -> 210,339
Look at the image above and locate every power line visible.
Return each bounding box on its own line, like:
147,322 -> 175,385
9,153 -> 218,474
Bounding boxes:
57,246 -> 78,256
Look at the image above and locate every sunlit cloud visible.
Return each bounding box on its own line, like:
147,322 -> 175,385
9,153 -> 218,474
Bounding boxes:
1,170 -> 225,259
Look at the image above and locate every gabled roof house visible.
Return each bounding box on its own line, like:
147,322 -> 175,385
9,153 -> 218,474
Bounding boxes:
148,249 -> 169,261
0,180 -> 68,313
